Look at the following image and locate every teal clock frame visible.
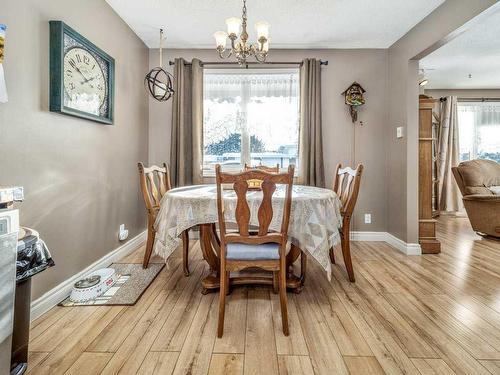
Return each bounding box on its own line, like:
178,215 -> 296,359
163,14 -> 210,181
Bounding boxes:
49,21 -> 115,125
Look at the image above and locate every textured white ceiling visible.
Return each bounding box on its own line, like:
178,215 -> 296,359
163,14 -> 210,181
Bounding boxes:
421,9 -> 500,89
106,0 -> 445,49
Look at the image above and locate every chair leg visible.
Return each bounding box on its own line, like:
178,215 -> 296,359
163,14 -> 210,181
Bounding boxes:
143,224 -> 155,269
272,272 -> 279,294
279,261 -> 289,336
329,246 -> 335,264
217,262 -> 227,338
341,228 -> 355,282
181,230 -> 190,276
226,271 -> 231,296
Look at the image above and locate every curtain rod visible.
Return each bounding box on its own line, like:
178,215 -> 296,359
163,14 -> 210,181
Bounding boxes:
457,97 -> 500,102
168,60 -> 328,67
440,96 -> 500,102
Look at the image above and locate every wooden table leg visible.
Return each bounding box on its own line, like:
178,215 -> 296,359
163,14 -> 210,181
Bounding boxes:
199,224 -> 220,294
199,224 -> 304,293
286,243 -> 302,278
287,244 -> 304,293
181,230 -> 190,277
300,251 -> 307,286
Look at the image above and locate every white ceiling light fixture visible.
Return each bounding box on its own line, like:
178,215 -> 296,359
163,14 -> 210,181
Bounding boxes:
418,69 -> 429,86
213,0 -> 270,65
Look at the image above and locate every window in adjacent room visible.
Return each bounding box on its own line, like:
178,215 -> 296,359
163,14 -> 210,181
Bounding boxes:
202,68 -> 300,176
458,101 -> 500,163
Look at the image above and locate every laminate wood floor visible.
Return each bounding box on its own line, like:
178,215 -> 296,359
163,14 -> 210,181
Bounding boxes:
28,216 -> 500,374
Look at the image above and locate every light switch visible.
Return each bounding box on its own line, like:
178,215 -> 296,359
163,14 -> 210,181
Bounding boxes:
396,126 -> 404,138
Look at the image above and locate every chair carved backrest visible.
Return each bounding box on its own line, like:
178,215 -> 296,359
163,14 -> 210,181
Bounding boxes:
244,163 -> 280,173
216,165 -> 294,246
138,162 -> 171,213
333,163 -> 364,218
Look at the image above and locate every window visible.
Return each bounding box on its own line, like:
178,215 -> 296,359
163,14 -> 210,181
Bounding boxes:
458,102 -> 500,163
202,68 -> 300,176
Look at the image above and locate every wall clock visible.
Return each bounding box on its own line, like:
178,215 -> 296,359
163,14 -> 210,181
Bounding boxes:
49,21 -> 114,124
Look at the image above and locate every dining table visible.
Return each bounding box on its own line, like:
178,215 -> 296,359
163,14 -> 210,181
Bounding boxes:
153,184 -> 343,293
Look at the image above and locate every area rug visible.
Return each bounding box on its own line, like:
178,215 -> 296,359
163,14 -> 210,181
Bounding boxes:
59,263 -> 164,306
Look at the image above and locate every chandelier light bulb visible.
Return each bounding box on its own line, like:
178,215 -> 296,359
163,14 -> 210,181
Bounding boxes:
255,21 -> 270,39
214,31 -> 228,48
226,17 -> 241,36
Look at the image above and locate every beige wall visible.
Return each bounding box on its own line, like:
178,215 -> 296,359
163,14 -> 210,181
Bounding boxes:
0,0 -> 149,299
148,49 -> 389,232
386,0 -> 499,242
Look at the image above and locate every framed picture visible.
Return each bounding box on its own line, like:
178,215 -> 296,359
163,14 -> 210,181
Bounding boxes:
49,21 -> 114,124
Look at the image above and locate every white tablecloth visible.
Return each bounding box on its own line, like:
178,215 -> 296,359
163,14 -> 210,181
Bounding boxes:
154,184 -> 342,279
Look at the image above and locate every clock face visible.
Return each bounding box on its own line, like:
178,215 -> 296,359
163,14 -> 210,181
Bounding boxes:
62,33 -> 110,117
63,47 -> 106,115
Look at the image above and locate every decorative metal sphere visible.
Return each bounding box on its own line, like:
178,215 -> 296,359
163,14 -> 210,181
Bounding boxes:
145,67 -> 174,102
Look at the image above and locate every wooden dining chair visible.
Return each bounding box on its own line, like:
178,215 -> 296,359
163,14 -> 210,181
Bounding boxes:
138,162 -> 189,275
244,163 -> 282,290
215,164 -> 294,337
244,163 -> 280,173
330,163 -> 364,282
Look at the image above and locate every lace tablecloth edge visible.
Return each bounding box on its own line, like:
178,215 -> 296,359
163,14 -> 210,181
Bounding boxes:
153,221 -> 342,281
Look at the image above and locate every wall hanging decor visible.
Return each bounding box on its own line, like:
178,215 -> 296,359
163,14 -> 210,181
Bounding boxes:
341,82 -> 365,123
145,29 -> 174,102
49,21 -> 115,124
0,24 -> 7,103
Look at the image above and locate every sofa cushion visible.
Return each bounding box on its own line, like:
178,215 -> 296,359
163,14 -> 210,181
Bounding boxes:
489,185 -> 500,195
456,159 -> 500,195
226,242 -> 280,260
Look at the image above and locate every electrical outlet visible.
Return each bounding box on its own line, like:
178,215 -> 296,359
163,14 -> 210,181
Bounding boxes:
364,214 -> 372,224
119,224 -> 129,241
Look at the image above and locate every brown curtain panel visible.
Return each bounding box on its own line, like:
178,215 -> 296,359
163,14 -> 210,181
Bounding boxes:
299,58 -> 325,187
170,58 -> 203,187
437,96 -> 462,212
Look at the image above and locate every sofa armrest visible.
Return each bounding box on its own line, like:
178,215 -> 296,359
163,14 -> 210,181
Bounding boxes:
463,194 -> 500,202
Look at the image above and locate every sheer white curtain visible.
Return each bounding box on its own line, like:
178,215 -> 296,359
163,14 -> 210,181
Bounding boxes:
457,102 -> 500,162
437,96 -> 461,212
204,71 -> 299,100
202,69 -> 300,175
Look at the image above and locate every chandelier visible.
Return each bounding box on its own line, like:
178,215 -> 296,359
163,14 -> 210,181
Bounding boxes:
213,0 -> 270,65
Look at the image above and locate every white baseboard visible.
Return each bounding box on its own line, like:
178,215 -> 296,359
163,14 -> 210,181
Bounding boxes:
350,231 -> 387,241
30,230 -> 147,321
384,232 -> 422,255
351,231 -> 422,255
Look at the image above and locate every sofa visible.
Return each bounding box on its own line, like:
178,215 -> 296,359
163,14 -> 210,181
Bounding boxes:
452,159 -> 500,238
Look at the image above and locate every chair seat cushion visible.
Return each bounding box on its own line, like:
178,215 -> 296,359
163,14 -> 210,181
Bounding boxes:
226,242 -> 280,260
